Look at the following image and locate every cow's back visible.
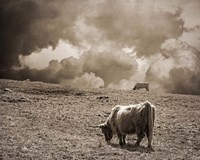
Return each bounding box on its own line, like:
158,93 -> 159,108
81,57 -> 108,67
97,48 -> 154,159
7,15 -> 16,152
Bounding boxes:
112,105 -> 145,134
134,82 -> 149,91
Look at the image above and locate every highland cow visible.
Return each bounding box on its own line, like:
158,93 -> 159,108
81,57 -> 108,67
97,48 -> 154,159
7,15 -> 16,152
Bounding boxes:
97,101 -> 155,148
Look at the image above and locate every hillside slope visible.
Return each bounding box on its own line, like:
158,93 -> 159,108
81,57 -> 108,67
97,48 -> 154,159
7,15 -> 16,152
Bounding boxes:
0,79 -> 199,160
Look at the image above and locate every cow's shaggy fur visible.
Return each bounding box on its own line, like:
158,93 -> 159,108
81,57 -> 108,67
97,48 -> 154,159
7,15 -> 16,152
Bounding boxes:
99,101 -> 155,148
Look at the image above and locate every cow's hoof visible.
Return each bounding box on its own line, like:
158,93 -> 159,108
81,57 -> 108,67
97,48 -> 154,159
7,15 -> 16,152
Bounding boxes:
148,145 -> 152,148
147,145 -> 154,151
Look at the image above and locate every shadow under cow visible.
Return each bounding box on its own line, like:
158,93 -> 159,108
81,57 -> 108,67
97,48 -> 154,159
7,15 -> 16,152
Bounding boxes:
108,142 -> 155,153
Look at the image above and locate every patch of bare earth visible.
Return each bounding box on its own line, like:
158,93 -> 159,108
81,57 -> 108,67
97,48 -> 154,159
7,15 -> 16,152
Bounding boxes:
0,79 -> 199,160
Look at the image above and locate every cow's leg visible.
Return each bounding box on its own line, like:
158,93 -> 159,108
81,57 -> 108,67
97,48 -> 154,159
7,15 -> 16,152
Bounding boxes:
117,133 -> 124,145
146,130 -> 153,148
134,132 -> 145,147
122,135 -> 126,145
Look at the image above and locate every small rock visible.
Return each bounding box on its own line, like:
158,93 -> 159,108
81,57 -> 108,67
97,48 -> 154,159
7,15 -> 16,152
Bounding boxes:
19,97 -> 30,102
4,88 -> 14,92
10,121 -> 16,127
157,125 -> 161,128
21,146 -> 29,153
97,96 -> 109,100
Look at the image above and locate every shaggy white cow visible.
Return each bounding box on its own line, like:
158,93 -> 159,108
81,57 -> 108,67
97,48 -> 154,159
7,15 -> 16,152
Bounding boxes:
96,101 -> 156,148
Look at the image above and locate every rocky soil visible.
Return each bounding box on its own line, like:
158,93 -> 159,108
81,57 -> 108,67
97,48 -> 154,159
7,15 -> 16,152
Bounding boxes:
0,79 -> 200,160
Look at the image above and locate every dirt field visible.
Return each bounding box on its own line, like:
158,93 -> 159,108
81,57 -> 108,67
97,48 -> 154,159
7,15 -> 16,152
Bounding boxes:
0,79 -> 199,160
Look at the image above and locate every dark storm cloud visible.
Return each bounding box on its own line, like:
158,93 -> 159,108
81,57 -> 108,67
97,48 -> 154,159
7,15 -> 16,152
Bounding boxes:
0,0 -> 85,69
88,0 -> 184,56
0,0 -> 184,69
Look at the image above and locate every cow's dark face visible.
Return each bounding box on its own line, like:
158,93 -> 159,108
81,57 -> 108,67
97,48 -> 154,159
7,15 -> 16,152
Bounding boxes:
100,124 -> 113,142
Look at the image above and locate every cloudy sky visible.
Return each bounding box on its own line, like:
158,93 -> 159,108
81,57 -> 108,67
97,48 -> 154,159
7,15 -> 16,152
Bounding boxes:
0,0 -> 200,94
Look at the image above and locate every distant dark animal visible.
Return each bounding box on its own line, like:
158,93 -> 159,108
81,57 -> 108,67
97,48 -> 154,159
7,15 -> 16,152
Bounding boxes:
133,82 -> 149,91
94,101 -> 155,148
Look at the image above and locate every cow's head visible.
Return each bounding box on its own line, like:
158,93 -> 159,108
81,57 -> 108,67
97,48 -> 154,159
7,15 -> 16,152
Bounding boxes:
98,123 -> 113,142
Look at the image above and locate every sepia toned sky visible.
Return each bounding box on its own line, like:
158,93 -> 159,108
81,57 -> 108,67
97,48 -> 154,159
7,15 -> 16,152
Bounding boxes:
0,0 -> 200,94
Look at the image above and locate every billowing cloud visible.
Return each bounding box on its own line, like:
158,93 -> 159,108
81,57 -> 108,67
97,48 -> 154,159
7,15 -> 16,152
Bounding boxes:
0,57 -> 82,84
108,79 -> 136,90
0,0 -> 86,69
146,39 -> 200,95
62,72 -> 104,89
81,51 -> 137,86
0,50 -> 137,88
180,26 -> 200,51
87,0 -> 184,56
19,40 -> 80,69
0,0 -> 200,94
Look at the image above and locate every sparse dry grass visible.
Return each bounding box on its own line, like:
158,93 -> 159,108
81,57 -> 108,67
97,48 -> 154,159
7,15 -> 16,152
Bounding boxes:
0,79 -> 200,160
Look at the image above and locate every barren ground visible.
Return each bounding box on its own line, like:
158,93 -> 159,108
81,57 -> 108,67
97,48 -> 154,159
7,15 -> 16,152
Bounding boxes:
0,79 -> 200,160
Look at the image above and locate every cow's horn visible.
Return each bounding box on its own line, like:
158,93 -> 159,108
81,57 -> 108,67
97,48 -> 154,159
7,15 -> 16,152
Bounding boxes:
97,123 -> 106,128
89,123 -> 106,128
89,123 -> 105,128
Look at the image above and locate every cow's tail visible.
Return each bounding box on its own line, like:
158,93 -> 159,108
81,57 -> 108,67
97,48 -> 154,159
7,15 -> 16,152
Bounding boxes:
145,101 -> 155,147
